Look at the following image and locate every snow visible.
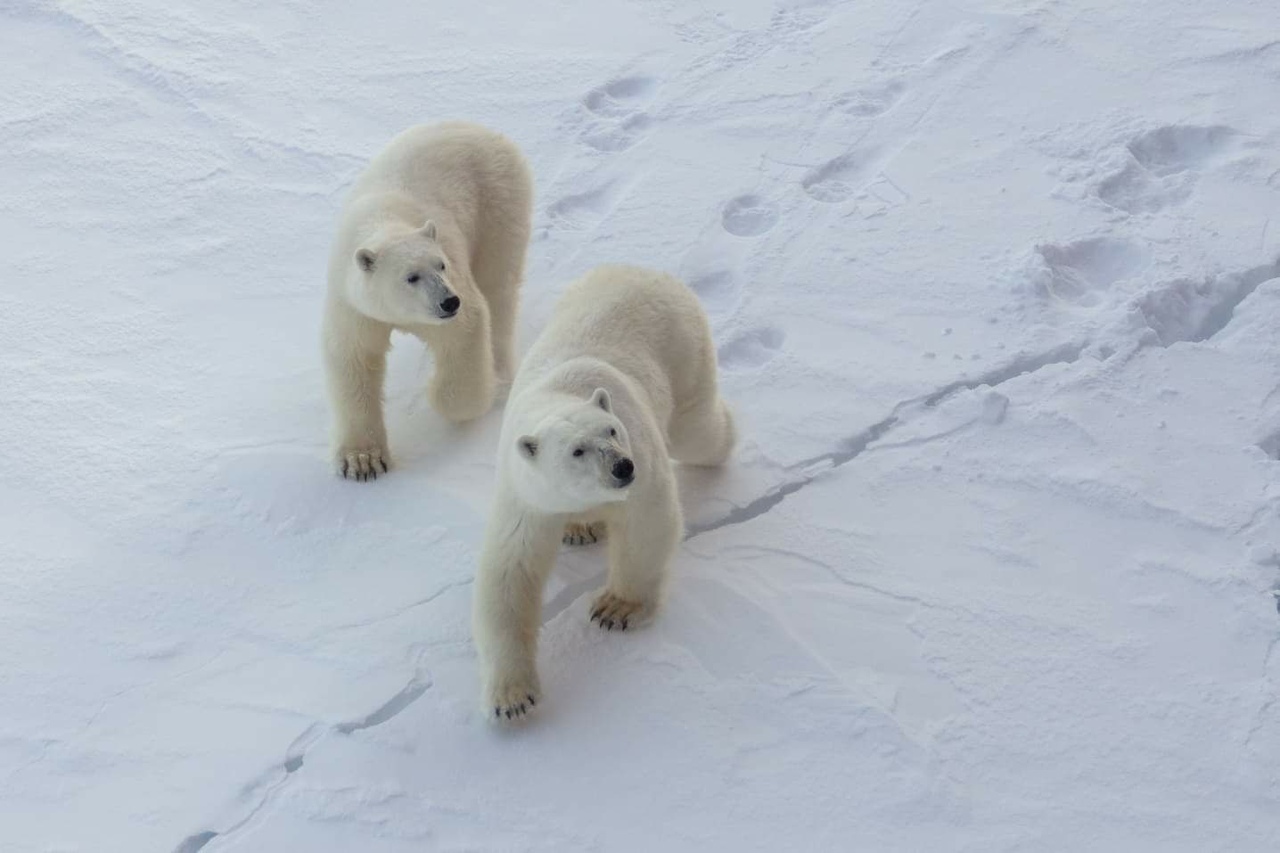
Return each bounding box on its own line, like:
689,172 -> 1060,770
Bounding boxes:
2,0 -> 1279,850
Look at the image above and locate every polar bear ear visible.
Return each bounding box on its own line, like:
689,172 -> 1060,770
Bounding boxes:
517,436 -> 538,459
589,388 -> 612,413
355,247 -> 377,273
419,219 -> 438,240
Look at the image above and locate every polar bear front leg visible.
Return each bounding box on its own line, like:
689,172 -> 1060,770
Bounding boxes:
591,472 -> 682,631
421,288 -> 497,423
473,502 -> 561,720
323,305 -> 393,481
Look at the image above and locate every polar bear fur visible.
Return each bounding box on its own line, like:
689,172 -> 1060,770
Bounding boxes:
322,121 -> 532,479
473,265 -> 735,720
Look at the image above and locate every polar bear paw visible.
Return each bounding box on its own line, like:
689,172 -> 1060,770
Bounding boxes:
562,521 -> 607,546
486,675 -> 541,722
589,591 -> 655,631
336,445 -> 390,482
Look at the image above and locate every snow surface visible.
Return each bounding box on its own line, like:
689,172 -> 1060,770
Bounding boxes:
3,0 -> 1280,850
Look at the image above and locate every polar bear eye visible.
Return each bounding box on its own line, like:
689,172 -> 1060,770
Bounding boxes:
572,448 -> 585,457
407,273 -> 421,284
609,428 -> 617,438
436,260 -> 446,272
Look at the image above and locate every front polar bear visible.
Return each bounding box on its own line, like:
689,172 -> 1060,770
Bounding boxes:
323,121 -> 532,480
473,265 -> 736,720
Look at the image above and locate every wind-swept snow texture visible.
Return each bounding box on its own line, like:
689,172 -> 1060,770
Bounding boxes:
2,1 -> 1279,851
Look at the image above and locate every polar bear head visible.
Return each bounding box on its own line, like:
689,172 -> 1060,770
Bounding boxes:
348,220 -> 461,326
512,388 -> 636,513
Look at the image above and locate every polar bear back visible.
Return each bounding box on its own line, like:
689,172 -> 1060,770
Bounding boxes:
341,121 -> 531,260
515,265 -> 719,417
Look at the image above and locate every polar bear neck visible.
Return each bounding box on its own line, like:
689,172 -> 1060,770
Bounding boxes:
348,191 -> 464,251
513,356 -> 619,399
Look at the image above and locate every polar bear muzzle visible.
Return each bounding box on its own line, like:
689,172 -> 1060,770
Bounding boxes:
610,457 -> 634,487
438,292 -> 460,317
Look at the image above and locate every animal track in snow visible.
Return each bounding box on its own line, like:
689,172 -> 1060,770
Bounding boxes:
1135,259 -> 1280,346
1095,124 -> 1240,213
545,180 -> 625,232
584,76 -> 657,117
802,148 -> 887,203
581,75 -> 658,152
1260,430 -> 1280,461
834,80 -> 906,117
688,268 -> 741,317
581,114 -> 653,152
1126,125 -> 1238,176
721,194 -> 779,237
719,326 -> 785,370
1034,237 -> 1150,307
1096,163 -> 1191,214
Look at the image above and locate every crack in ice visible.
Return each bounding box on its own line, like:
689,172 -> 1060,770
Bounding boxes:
171,667 -> 431,853
686,342 -> 1087,539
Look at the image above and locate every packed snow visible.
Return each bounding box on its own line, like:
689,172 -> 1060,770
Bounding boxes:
3,0 -> 1279,850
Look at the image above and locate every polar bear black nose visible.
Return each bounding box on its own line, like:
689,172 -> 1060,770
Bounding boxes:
611,458 -> 634,482
439,295 -> 461,315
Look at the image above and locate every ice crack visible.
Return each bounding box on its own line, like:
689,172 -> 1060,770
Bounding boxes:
687,342 -> 1086,539
171,666 -> 431,852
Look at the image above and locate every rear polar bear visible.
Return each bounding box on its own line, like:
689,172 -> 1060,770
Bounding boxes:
473,265 -> 736,720
323,121 -> 532,480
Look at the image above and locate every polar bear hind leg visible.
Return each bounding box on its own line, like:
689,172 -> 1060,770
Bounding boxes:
474,227 -> 527,382
668,395 -> 736,467
471,161 -> 532,381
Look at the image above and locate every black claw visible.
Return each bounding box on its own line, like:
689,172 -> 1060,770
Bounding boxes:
620,618 -> 629,630
527,694 -> 536,706
517,704 -> 526,715
505,708 -> 512,719
380,459 -> 388,473
495,707 -> 501,718
341,460 -> 349,478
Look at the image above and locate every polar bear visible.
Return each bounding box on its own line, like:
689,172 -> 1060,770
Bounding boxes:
322,121 -> 532,480
472,265 -> 736,719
